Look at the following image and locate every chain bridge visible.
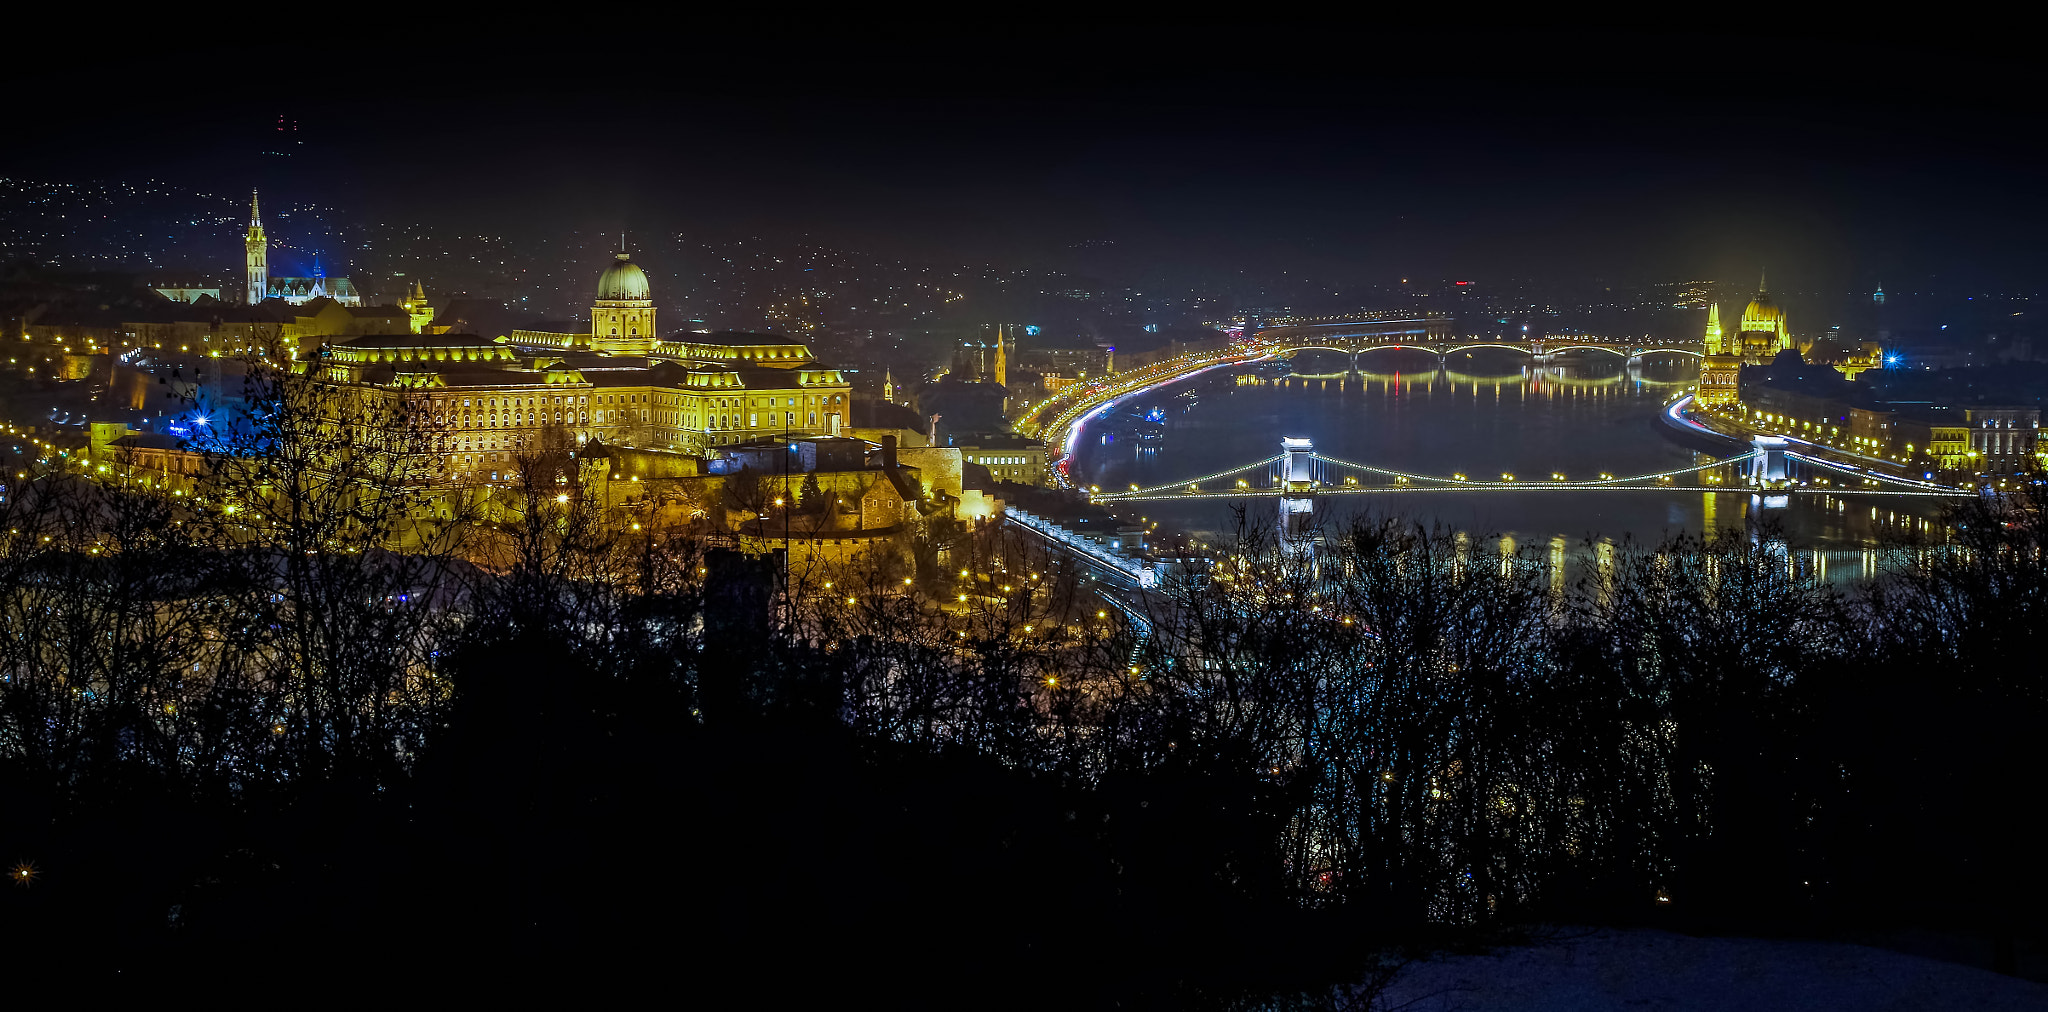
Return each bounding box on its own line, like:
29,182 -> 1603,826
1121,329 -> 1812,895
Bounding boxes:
1090,435 -> 1971,504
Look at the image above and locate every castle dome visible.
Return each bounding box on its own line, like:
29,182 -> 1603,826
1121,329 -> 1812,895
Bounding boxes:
596,253 -> 650,300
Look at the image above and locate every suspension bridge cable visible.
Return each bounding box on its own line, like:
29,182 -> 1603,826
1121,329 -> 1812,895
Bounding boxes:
1304,450 -> 1755,489
1112,454 -> 1288,496
1783,451 -> 1972,495
1094,452 -> 1756,500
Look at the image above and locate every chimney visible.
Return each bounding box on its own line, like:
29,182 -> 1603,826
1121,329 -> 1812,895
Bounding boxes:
882,434 -> 898,469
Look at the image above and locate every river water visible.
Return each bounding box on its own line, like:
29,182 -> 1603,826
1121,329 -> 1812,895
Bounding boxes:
1069,350 -> 1952,554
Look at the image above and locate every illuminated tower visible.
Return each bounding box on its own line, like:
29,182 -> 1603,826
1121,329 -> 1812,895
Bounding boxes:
993,324 -> 1008,390
591,250 -> 656,356
883,367 -> 895,404
1874,281 -> 1891,343
1696,300 -> 1743,409
1277,436 -> 1318,553
244,189 -> 267,304
402,281 -> 434,334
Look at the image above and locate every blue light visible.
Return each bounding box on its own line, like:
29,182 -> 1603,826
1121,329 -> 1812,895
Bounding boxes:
1886,355 -> 1900,364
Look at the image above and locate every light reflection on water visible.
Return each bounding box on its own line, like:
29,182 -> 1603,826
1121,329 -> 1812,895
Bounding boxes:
1072,351 -> 1950,553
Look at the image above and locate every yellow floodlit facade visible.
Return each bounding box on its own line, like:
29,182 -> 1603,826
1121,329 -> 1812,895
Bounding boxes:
297,250 -> 852,478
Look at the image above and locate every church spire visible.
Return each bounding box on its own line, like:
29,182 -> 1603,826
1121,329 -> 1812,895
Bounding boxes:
244,188 -> 268,305
993,324 -> 1007,390
1704,301 -> 1723,355
883,367 -> 895,404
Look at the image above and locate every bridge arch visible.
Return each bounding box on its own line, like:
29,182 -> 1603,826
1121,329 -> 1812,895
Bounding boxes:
1276,344 -> 1375,356
1343,343 -> 1448,355
1440,343 -> 1542,356
1536,344 -> 1631,358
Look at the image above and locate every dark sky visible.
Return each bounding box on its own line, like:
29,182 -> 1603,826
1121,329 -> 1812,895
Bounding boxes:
8,26 -> 2044,293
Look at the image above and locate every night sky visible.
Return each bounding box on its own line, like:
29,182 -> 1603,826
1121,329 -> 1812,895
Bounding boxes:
8,28 -> 2044,295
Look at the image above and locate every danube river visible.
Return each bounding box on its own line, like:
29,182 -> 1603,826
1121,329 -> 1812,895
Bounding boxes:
1069,350 -> 1950,554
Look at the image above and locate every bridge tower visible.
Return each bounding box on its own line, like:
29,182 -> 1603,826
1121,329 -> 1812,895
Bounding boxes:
1749,435 -> 1791,489
1278,436 -> 1318,550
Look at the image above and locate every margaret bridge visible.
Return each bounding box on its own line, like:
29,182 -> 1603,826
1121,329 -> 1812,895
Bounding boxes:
1025,318 -> 1714,472
1247,319 -> 1708,371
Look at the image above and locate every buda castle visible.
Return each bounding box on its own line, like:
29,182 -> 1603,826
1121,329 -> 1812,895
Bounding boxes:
298,249 -> 853,480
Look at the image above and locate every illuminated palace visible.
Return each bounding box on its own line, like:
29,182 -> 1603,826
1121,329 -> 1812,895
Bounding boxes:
298,251 -> 852,477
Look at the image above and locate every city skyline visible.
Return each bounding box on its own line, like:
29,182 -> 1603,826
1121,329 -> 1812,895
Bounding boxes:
3,26 -> 2045,1003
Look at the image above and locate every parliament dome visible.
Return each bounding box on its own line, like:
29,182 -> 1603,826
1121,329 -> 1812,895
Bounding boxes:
597,253 -> 651,300
1742,292 -> 1784,327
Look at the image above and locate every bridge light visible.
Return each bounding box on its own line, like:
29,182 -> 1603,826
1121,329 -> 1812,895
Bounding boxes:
1453,473 -> 1466,481
1501,473 -> 1514,482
